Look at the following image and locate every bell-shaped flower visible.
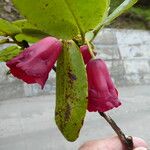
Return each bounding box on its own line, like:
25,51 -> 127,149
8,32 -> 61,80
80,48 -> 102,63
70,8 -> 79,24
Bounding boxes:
86,59 -> 121,112
6,37 -> 62,89
80,45 -> 96,64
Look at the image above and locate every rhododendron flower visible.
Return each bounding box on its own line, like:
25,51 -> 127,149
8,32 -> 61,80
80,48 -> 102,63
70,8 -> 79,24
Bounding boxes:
6,37 -> 62,89
86,59 -> 121,112
80,45 -> 96,64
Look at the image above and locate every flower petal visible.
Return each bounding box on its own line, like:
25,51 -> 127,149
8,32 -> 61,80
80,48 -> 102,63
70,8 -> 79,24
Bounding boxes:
86,59 -> 121,112
6,37 -> 62,88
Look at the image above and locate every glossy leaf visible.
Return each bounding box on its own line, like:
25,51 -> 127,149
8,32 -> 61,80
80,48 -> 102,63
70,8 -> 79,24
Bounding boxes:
0,18 -> 21,36
12,0 -> 109,39
103,0 -> 138,26
56,40 -> 87,141
0,46 -> 22,62
13,19 -> 38,29
13,20 -> 49,42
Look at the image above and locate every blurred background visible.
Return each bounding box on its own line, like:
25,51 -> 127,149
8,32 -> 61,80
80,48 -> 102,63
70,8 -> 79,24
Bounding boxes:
110,0 -> 150,30
0,0 -> 150,150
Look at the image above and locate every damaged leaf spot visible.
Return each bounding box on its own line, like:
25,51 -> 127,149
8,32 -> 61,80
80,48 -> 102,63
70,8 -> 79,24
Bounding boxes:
64,103 -> 71,122
45,3 -> 49,7
68,72 -> 77,81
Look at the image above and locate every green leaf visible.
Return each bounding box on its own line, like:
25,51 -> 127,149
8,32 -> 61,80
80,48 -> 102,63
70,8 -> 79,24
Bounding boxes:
12,0 -> 109,39
0,46 -> 22,62
56,40 -> 87,141
13,19 -> 49,43
0,31 -> 5,36
130,7 -> 150,21
13,19 -> 38,29
0,18 -> 21,36
0,39 -> 9,44
103,0 -> 138,26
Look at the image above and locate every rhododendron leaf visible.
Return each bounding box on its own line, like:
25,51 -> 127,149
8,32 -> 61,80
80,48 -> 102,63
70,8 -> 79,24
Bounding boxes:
14,34 -> 45,43
13,19 -> 49,42
0,18 -> 21,36
0,31 -> 4,36
103,0 -> 138,26
0,46 -> 22,62
0,39 -> 9,44
56,40 -> 87,141
12,0 -> 109,39
13,19 -> 38,29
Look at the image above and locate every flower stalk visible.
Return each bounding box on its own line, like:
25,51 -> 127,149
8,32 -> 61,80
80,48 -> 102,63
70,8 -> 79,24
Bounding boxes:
86,40 -> 133,150
99,112 -> 133,150
85,39 -> 96,59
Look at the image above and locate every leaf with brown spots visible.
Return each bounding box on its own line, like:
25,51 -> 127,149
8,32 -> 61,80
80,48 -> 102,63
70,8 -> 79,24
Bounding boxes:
55,40 -> 88,141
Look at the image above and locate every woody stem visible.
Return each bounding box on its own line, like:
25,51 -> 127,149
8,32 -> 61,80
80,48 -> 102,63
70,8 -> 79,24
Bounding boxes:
99,112 -> 133,150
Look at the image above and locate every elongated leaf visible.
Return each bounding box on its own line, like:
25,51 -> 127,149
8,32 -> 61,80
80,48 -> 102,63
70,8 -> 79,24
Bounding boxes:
13,0 -> 109,39
56,40 -> 87,141
13,19 -> 38,29
15,33 -> 46,43
0,18 -> 21,36
0,46 -> 22,62
13,19 -> 49,42
103,0 -> 138,26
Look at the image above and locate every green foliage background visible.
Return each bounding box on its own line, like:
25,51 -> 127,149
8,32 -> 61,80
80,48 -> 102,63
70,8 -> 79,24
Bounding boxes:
110,0 -> 150,29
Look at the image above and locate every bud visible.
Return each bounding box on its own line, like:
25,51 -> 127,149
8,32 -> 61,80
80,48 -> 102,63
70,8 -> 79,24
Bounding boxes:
86,59 -> 121,112
6,37 -> 62,89
80,45 -> 96,64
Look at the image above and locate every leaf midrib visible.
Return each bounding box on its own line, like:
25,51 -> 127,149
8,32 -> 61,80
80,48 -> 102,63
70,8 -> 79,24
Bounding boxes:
63,0 -> 84,39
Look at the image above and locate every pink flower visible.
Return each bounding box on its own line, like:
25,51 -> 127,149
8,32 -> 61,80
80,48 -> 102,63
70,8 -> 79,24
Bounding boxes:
86,59 -> 121,112
6,37 -> 62,89
80,45 -> 96,64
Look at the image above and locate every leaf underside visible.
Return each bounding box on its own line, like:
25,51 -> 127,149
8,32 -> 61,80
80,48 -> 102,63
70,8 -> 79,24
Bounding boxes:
12,0 -> 109,39
13,19 -> 50,42
56,40 -> 88,141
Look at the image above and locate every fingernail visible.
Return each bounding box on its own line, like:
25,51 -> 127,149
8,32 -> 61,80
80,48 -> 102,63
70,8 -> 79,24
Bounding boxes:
134,147 -> 148,150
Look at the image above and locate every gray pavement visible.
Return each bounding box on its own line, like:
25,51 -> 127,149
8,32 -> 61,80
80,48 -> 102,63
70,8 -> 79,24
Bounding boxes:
0,85 -> 150,150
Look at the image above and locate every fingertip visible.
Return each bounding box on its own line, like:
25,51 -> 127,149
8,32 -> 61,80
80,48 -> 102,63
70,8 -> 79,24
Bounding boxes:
133,147 -> 148,150
133,137 -> 149,149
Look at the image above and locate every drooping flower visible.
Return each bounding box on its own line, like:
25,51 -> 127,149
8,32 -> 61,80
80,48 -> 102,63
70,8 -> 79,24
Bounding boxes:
80,45 -> 96,64
86,59 -> 121,112
6,37 -> 62,89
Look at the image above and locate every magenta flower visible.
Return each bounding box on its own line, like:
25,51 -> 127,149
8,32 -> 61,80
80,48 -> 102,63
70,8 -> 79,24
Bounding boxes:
6,37 -> 62,89
86,59 -> 121,112
80,45 -> 96,64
